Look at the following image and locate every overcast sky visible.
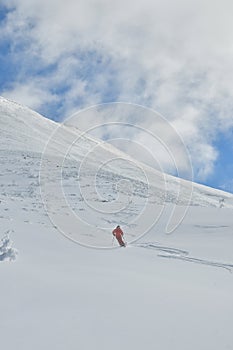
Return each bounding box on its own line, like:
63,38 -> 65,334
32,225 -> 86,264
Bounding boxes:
1,0 -> 233,192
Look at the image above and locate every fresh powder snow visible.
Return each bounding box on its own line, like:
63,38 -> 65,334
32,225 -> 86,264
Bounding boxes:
1,96 -> 233,350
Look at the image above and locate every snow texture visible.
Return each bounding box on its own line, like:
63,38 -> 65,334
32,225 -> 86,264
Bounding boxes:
0,230 -> 18,261
0,96 -> 233,350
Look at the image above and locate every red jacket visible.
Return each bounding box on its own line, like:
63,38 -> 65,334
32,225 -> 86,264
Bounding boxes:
112,227 -> 123,238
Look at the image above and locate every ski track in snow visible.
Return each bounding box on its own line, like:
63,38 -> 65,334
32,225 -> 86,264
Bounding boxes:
133,242 -> 233,273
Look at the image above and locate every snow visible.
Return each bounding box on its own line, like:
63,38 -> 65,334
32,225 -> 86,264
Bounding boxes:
0,230 -> 18,261
0,96 -> 233,350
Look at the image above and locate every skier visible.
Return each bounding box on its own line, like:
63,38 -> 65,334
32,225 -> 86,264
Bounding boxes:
112,225 -> 126,247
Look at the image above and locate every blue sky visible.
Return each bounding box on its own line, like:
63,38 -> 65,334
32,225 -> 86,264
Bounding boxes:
205,130 -> 233,192
0,1 -> 233,192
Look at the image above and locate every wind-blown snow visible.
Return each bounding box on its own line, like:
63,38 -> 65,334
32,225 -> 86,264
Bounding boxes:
0,231 -> 18,261
0,96 -> 233,350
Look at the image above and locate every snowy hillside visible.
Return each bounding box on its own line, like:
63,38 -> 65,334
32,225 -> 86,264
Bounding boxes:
1,96 -> 233,350
1,96 -> 233,246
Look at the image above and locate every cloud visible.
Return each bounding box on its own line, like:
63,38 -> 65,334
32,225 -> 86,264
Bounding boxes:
2,80 -> 56,111
220,179 -> 233,193
1,0 -> 233,182
65,103 -> 193,181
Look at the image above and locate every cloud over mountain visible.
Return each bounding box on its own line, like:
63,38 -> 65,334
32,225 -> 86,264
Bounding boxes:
1,0 -> 233,184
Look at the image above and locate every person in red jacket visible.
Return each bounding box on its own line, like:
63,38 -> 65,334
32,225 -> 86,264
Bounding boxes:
112,225 -> 126,247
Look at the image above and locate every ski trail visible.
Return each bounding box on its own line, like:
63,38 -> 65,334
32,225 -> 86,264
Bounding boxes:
158,254 -> 233,273
133,242 -> 189,256
133,242 -> 233,273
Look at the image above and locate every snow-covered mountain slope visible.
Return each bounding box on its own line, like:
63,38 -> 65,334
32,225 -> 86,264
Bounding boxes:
1,96 -> 233,245
1,96 -> 233,350
1,95 -> 232,200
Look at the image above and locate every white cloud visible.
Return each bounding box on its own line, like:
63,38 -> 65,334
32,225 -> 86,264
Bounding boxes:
220,179 -> 233,193
2,81 -> 57,111
1,0 -> 233,181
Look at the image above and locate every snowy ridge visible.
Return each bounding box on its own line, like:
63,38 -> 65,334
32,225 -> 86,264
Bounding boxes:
1,96 -> 233,209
